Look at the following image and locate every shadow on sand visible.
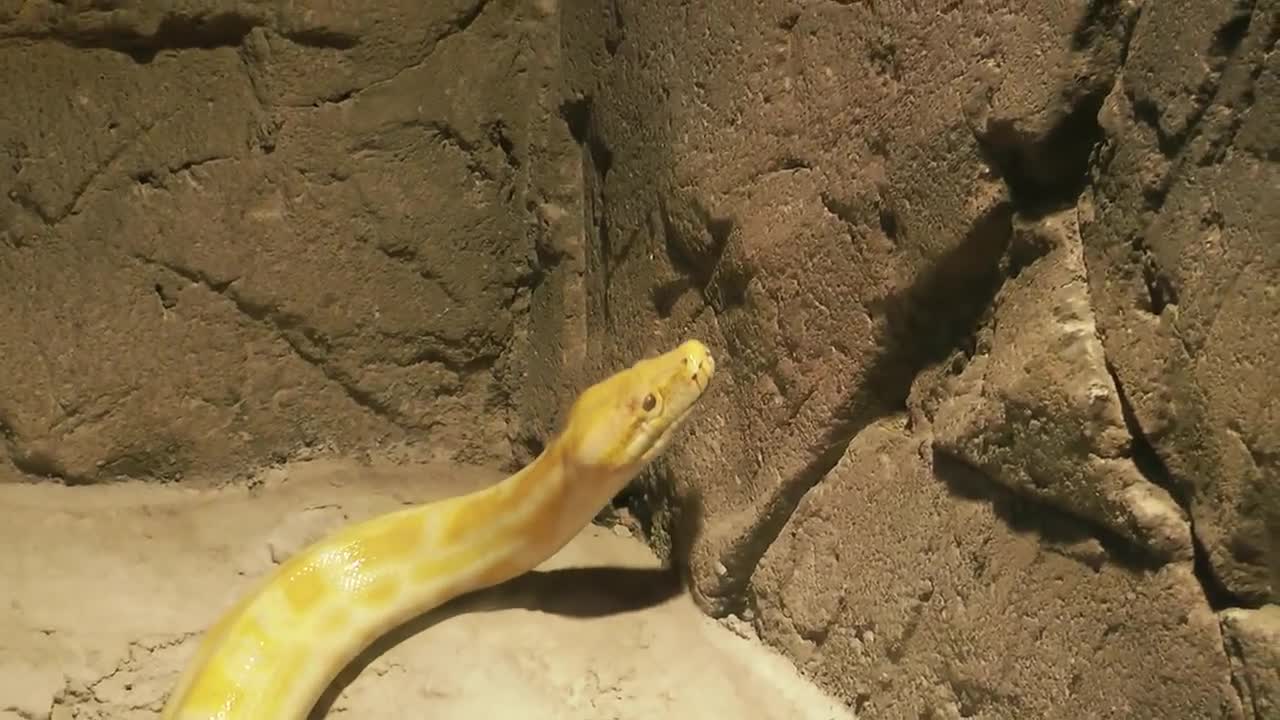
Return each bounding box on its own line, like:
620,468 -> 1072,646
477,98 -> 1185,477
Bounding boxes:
309,561 -> 687,718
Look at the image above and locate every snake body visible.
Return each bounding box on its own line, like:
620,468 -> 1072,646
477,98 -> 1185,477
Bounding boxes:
160,339 -> 715,719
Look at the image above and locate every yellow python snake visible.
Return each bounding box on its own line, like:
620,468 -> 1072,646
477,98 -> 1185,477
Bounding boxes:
160,339 -> 716,719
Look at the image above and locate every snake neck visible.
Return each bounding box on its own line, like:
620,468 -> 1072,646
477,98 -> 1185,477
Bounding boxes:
473,438 -> 638,579
162,442 -> 640,720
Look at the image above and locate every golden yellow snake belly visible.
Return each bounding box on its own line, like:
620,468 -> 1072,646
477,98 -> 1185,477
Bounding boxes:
160,339 -> 716,719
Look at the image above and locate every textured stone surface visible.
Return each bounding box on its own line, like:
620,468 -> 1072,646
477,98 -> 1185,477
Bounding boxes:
930,209 -> 1191,562
1078,0 -> 1280,604
552,0 -> 1278,717
0,459 -> 852,720
752,415 -> 1241,719
1221,605 -> 1280,720
0,1 -> 554,483
559,0 -> 1027,618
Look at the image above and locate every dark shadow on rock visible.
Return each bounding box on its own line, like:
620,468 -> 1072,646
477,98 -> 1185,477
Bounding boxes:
611,470 -> 707,582
699,199 -> 1015,616
668,485 -> 706,590
933,449 -> 1164,574
310,561 -> 686,718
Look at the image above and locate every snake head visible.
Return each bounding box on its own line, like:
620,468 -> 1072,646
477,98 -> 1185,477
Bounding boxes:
560,339 -> 716,475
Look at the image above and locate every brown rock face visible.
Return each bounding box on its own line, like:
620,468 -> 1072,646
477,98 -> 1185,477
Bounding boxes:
754,416 -> 1239,719
1078,0 -> 1280,605
931,210 -> 1192,563
0,1 -> 563,482
1221,605 -> 1280,720
555,0 -> 1278,717
560,0 -> 1024,617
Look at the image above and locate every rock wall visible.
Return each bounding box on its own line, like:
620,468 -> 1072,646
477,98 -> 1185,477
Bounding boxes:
1,0 -> 1276,718
552,1 -> 1279,718
0,0 -> 570,483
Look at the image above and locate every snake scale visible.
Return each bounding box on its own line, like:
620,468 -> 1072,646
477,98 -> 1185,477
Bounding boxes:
160,339 -> 716,719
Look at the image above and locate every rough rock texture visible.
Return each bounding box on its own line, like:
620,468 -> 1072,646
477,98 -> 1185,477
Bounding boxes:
551,0 -> 1279,718
1221,605 -> 1280,719
929,210 -> 1192,563
559,0 -> 1024,618
0,0 -> 559,483
754,415 -> 1239,719
1078,0 -> 1280,605
0,459 -> 853,719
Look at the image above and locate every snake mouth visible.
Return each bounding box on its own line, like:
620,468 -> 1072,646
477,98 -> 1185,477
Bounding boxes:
693,368 -> 712,393
681,348 -> 715,398
643,366 -> 713,463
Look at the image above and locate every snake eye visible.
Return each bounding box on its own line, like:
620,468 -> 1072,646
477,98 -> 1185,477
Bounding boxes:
641,393 -> 657,412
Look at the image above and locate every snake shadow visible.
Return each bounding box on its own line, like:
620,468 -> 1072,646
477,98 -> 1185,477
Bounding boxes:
308,565 -> 683,718
309,493 -> 704,719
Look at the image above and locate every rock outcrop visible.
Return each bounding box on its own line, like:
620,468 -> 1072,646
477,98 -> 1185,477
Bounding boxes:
553,0 -> 1278,716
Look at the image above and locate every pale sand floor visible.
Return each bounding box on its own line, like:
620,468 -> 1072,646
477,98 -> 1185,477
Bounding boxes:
1,457 -> 855,719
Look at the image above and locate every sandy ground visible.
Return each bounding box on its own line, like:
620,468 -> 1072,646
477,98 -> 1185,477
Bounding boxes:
1,457 -> 855,719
